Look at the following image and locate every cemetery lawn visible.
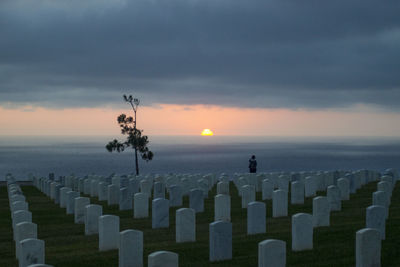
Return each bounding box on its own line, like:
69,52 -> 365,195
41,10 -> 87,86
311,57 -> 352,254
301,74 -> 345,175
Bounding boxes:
1,181 -> 399,267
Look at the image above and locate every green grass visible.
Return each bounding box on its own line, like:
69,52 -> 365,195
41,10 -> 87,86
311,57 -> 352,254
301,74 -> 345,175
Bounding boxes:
1,181 -> 399,267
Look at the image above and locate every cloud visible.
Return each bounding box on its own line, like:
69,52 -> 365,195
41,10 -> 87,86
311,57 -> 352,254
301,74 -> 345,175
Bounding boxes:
0,0 -> 399,109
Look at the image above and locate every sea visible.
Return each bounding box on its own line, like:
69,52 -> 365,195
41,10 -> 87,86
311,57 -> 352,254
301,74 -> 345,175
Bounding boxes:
1,135 -> 399,181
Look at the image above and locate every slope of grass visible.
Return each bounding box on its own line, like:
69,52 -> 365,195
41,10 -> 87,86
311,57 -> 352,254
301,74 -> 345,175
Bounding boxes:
0,180 -> 399,266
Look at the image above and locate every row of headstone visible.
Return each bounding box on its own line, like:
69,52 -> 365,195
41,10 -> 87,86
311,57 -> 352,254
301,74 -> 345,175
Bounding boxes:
33,174 -> 109,263
292,170 -> 398,260
33,174 -> 176,267
363,170 -> 398,242
6,175 -> 51,267
238,169 -> 396,265
354,169 -> 398,267
233,169 -> 380,199
34,176 -> 92,226
33,173 -> 198,266
37,176 -> 125,265
234,169 -> 383,226
98,213 -> 181,267
258,239 -> 286,267
131,188 -> 204,220
65,173 -> 211,222
33,173 -> 269,266
32,176 -> 122,260
26,168 -> 397,266
74,172 -> 217,199
209,217 -> 288,266
260,169 -> 397,266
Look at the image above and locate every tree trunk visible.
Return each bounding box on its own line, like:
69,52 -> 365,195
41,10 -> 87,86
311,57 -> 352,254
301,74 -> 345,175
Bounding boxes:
134,147 -> 139,175
133,108 -> 139,176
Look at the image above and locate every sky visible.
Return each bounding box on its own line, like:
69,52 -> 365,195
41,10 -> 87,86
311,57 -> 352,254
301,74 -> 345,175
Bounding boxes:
1,0 -> 400,137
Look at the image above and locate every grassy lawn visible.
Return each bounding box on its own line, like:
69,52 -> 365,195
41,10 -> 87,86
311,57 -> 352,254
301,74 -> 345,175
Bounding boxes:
1,180 -> 399,266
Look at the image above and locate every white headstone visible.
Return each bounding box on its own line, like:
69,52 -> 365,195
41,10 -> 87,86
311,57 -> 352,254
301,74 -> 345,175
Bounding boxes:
66,191 -> 80,215
247,201 -> 266,235
291,181 -> 304,205
83,180 -> 91,195
305,176 -> 317,198
237,177 -> 248,196
241,185 -> 256,209
248,174 -> 258,192
380,175 -> 394,191
176,208 -> 196,243
181,178 -> 191,196
292,213 -> 313,251
19,238 -> 45,267
262,179 -> 273,200
98,182 -> 108,201
356,228 -> 381,267
169,185 -> 183,207
140,180 -> 152,196
324,171 -> 334,188
10,195 -> 26,206
119,187 -> 133,211
54,184 -> 63,204
85,204 -> 103,235
312,196 -> 330,227
316,173 -> 326,192
134,193 -> 149,218
12,201 -> 28,215
346,173 -> 356,193
217,182 -> 229,195
337,178 -> 350,200
50,182 -> 57,200
99,215 -> 120,251
148,251 -> 178,267
366,205 -> 386,240
74,197 -> 90,224
209,221 -> 232,262
78,178 -> 85,193
327,185 -> 341,211
13,210 -> 32,231
189,189 -> 204,213
152,198 -> 169,229
108,184 -> 120,206
377,181 -> 391,205
15,222 -> 37,260
129,179 -> 140,195
272,190 -> 288,218
90,180 -> 98,197
373,191 -> 388,219
197,178 -> 209,198
119,229 -> 143,267
153,182 -> 165,199
258,239 -> 286,267
214,194 -> 231,222
373,190 -> 388,207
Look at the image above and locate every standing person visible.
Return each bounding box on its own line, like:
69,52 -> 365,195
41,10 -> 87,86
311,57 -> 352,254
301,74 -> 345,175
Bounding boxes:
249,155 -> 257,173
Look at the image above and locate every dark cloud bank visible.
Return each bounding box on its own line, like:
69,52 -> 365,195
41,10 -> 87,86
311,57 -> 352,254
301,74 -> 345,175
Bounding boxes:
0,0 -> 399,109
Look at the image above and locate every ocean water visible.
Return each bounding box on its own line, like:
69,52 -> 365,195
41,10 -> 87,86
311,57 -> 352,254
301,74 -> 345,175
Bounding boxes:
0,136 -> 399,180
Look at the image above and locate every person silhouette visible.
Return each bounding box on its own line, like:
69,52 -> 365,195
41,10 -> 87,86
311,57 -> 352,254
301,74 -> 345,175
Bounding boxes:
249,155 -> 257,173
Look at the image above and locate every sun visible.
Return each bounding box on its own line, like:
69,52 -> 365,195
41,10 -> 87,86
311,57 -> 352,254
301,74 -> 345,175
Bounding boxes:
201,129 -> 214,136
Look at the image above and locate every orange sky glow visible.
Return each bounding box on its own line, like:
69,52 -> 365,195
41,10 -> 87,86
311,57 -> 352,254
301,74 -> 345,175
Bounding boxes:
1,104 -> 400,137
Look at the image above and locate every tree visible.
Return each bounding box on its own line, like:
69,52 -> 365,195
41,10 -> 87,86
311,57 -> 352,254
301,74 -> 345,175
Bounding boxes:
106,95 -> 154,175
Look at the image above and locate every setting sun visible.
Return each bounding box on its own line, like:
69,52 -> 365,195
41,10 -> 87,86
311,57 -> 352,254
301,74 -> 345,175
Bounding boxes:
201,129 -> 214,136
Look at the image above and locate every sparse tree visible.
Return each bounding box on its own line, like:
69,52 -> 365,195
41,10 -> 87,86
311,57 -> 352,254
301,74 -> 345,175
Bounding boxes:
106,95 -> 153,175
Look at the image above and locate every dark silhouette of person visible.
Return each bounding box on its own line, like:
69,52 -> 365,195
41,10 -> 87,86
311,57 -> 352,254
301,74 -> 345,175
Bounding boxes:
249,155 -> 257,173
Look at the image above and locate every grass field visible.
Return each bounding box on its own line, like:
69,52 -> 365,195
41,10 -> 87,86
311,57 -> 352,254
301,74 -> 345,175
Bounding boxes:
1,180 -> 399,267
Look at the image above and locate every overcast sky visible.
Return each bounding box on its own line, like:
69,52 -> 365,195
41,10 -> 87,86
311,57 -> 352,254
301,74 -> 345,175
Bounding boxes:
1,0 -> 399,110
